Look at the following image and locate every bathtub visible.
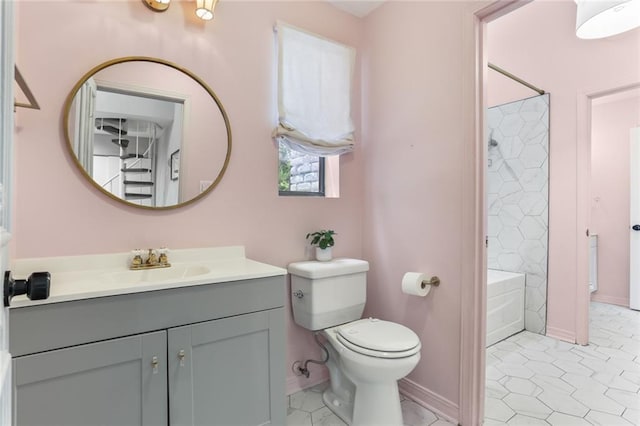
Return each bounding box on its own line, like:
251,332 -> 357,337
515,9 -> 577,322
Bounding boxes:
486,269 -> 525,347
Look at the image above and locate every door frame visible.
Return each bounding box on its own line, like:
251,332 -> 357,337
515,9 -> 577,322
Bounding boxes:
460,1 -> 532,424
0,0 -> 14,423
576,82 -> 640,344
465,2 -> 640,422
630,126 -> 640,310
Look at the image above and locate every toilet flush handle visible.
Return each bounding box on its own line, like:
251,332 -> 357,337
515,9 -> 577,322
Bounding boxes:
292,290 -> 304,299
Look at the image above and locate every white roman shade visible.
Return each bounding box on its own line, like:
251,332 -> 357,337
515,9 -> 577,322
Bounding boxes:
273,22 -> 355,156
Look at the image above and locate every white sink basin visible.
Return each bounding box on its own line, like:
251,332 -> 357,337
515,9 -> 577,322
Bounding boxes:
101,264 -> 211,285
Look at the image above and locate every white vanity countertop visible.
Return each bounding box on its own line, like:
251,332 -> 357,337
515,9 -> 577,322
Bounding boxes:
9,246 -> 287,308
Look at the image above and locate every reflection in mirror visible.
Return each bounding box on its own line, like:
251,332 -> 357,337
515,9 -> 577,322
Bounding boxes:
65,57 -> 231,210
83,88 -> 184,206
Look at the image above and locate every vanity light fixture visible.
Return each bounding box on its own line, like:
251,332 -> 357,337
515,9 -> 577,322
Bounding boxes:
143,0 -> 170,13
195,0 -> 219,21
575,0 -> 640,39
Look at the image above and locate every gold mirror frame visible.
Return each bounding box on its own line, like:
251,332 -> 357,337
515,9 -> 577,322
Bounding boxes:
63,56 -> 232,210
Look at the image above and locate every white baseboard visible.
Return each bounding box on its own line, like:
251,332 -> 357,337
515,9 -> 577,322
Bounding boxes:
398,377 -> 459,424
546,326 -> 575,343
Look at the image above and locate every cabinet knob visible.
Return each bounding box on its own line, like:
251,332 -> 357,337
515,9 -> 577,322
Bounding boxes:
151,356 -> 159,374
178,349 -> 186,367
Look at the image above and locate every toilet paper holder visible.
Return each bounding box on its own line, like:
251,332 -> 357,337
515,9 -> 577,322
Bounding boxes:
421,276 -> 441,289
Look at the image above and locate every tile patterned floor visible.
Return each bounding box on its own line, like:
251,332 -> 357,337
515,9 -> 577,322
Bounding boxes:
286,383 -> 455,426
287,302 -> 638,426
485,302 -> 640,425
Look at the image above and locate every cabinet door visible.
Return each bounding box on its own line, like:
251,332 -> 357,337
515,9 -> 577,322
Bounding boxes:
168,308 -> 285,426
13,331 -> 167,426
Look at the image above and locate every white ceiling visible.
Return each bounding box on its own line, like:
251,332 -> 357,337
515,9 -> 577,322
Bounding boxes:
326,1 -> 386,18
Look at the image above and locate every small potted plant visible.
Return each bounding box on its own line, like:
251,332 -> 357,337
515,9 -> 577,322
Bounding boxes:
306,229 -> 336,261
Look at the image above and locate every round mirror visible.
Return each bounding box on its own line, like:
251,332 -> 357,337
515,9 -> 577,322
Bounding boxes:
63,57 -> 231,210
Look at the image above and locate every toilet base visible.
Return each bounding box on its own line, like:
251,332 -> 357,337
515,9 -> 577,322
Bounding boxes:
322,388 -> 353,425
351,382 -> 403,426
323,381 -> 404,426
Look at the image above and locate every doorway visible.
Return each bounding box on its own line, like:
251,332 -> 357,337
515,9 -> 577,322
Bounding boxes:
589,88 -> 640,311
472,1 -> 640,424
632,125 -> 640,310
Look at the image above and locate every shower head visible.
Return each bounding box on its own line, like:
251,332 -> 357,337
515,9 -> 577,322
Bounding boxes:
488,130 -> 499,148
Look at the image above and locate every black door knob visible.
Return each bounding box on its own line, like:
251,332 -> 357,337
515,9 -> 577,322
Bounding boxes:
633,224 -> 640,231
3,271 -> 50,307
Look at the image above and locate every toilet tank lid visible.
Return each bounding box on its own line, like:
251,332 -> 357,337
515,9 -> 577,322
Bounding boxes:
287,258 -> 369,279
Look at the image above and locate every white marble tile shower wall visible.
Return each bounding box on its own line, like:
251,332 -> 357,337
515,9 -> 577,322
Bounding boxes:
487,94 -> 550,334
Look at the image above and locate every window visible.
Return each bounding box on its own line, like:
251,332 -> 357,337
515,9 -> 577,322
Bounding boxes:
273,22 -> 355,196
279,144 -> 324,196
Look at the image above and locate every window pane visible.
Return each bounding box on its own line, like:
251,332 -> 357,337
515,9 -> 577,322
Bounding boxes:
278,142 -> 324,196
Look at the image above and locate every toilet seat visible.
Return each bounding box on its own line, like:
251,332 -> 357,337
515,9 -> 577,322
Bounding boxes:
336,318 -> 421,359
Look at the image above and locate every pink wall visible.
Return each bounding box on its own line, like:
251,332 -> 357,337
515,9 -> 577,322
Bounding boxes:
22,0 -> 639,420
361,1 -> 479,415
487,0 -> 640,340
13,0 -> 364,392
591,94 -> 640,307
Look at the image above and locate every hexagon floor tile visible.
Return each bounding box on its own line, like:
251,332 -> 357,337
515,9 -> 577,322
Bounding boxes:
287,383 -> 455,426
485,302 -> 640,425
287,301 -> 638,426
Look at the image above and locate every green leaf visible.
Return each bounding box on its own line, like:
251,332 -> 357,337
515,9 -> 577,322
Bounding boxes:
306,229 -> 337,248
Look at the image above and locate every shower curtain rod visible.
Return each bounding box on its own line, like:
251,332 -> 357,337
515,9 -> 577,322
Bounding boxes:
488,62 -> 545,96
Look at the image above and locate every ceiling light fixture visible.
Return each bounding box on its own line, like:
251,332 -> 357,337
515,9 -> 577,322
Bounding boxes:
196,0 -> 219,21
143,0 -> 170,13
575,0 -> 640,39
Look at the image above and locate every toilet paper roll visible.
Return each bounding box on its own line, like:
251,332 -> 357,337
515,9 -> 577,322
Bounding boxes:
402,272 -> 431,297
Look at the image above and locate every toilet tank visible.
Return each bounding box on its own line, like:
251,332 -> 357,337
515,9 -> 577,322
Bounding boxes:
288,259 -> 369,331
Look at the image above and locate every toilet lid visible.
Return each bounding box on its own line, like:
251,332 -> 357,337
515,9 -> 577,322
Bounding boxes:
337,319 -> 420,355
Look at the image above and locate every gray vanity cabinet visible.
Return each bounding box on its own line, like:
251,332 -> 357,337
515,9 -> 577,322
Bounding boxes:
168,309 -> 285,426
13,331 -> 168,426
9,276 -> 286,426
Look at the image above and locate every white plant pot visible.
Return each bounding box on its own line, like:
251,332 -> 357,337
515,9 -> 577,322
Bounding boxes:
315,247 -> 333,262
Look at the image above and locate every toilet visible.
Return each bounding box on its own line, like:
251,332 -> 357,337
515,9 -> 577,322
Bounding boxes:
288,259 -> 421,426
